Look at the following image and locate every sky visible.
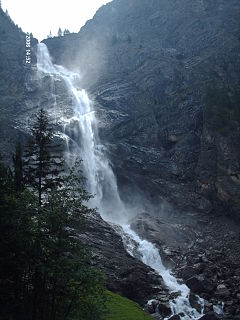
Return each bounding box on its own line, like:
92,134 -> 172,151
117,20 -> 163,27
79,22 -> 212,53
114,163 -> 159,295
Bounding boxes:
2,0 -> 112,40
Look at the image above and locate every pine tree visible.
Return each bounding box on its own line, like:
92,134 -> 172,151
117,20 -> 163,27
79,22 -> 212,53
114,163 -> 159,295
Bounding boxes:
37,167 -> 106,319
12,142 -> 24,192
0,156 -> 37,319
25,108 -> 63,205
0,154 -> 12,205
0,111 -> 106,320
63,29 -> 70,35
58,28 -> 62,37
47,31 -> 53,38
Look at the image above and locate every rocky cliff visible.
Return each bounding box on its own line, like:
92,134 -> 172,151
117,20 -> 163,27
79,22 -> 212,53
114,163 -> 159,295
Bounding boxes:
1,1 -> 240,318
1,1 -> 239,219
0,7 -> 38,157
42,0 -> 240,220
79,211 -> 169,305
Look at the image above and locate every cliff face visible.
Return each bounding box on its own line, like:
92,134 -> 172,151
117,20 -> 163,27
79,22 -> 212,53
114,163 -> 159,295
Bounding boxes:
43,0 -> 240,219
0,7 -> 38,156
0,1 -> 239,219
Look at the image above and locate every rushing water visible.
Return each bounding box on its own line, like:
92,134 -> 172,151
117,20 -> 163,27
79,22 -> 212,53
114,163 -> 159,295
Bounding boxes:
37,43 -> 204,319
122,225 -> 204,319
37,43 -> 126,224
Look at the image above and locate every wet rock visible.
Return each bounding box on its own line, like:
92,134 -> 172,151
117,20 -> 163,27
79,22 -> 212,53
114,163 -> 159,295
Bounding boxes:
189,293 -> 202,313
204,300 -> 214,313
169,291 -> 181,300
193,263 -> 205,274
199,312 -> 220,319
215,284 -> 231,298
144,299 -> 159,314
78,211 -> 169,305
157,302 -> 172,318
169,315 -> 181,320
153,316 -> 163,320
155,293 -> 170,303
186,275 -> 215,295
178,266 -> 198,280
144,303 -> 155,314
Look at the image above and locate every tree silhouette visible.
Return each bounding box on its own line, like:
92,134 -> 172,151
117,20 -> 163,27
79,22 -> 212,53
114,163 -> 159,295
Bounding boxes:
58,28 -> 62,37
24,109 -> 63,205
63,29 -> 70,35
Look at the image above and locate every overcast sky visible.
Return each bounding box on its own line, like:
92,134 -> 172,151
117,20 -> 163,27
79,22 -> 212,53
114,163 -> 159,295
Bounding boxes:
2,0 -> 112,40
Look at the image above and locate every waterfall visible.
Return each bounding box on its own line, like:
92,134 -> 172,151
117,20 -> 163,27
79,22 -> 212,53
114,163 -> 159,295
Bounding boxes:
36,43 -> 204,320
122,226 -> 204,319
37,43 -> 126,224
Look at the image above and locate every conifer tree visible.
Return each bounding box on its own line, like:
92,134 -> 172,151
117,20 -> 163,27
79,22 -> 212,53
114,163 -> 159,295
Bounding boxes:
0,111 -> 106,320
58,28 -> 62,37
63,29 -> 70,35
25,108 -> 63,205
12,142 -> 24,192
47,31 -> 53,38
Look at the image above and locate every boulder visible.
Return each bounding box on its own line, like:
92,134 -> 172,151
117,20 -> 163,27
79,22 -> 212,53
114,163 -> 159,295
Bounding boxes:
178,266 -> 198,280
199,312 -> 220,319
157,302 -> 172,318
204,300 -> 213,313
169,315 -> 181,320
189,292 -> 203,313
215,284 -> 230,297
144,299 -> 159,314
186,275 -> 215,294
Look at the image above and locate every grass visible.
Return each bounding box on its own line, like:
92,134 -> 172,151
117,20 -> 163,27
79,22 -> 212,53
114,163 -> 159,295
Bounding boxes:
104,291 -> 153,320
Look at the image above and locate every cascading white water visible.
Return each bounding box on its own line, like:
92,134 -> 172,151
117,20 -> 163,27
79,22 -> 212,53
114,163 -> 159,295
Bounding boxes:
36,43 -> 204,320
37,43 -> 126,224
122,226 -> 204,319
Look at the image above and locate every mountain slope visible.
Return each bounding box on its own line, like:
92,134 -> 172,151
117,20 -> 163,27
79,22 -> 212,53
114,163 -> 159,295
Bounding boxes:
0,7 -> 37,157
43,0 -> 240,219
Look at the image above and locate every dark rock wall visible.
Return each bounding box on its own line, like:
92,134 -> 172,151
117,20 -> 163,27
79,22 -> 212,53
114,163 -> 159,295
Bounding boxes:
0,7 -> 38,157
43,0 -> 240,219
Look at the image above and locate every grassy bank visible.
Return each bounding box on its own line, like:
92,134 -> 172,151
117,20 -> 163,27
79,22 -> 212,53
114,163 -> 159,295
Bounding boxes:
105,291 -> 152,320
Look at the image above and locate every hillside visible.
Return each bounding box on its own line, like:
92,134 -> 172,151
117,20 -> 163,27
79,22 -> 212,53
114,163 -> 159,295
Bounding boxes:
43,0 -> 240,219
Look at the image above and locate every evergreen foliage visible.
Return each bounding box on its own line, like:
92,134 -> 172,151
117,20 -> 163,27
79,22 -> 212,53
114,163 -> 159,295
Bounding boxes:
58,28 -> 63,37
24,109 -> 64,205
0,110 -> 106,320
63,29 -> 70,35
12,142 -> 24,192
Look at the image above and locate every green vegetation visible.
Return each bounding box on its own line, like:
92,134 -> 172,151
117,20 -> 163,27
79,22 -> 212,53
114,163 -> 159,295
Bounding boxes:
24,109 -> 64,205
0,109 -> 106,320
204,84 -> 240,135
105,291 -> 152,320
